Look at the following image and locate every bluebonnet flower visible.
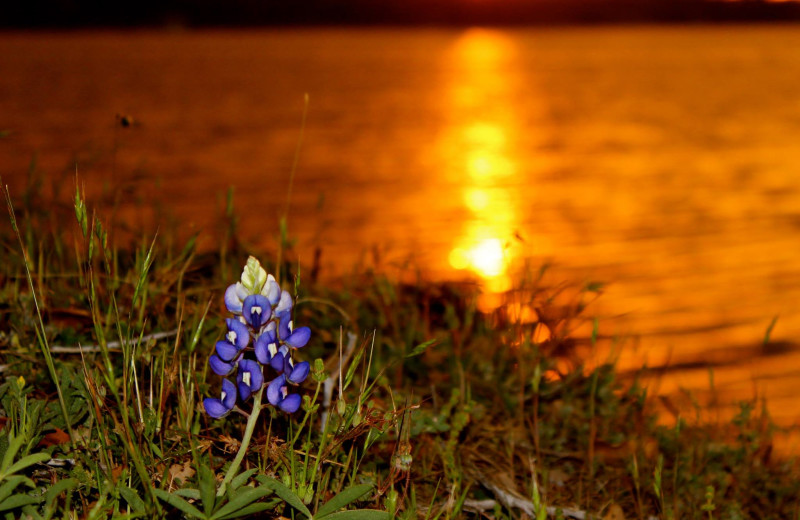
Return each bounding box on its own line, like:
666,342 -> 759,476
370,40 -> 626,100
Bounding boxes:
204,378 -> 237,418
267,375 -> 302,413
236,359 -> 264,401
206,256 -> 312,417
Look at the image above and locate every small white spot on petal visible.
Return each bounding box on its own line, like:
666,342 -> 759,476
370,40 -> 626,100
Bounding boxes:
281,387 -> 288,399
242,372 -> 251,386
226,331 -> 237,343
220,391 -> 227,401
268,343 -> 277,356
289,321 -> 294,332
252,306 -> 262,315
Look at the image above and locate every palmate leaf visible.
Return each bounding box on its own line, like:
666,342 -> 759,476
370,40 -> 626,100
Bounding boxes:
318,510 -> 391,520
0,475 -> 34,504
153,489 -> 206,519
0,434 -> 25,475
197,462 -> 217,517
228,469 -> 258,493
0,492 -> 39,512
315,484 -> 372,518
210,487 -> 272,520
119,486 -> 146,513
256,476 -> 311,519
3,452 -> 50,479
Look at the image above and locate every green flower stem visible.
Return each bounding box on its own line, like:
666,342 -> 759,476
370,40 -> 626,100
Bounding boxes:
217,387 -> 263,497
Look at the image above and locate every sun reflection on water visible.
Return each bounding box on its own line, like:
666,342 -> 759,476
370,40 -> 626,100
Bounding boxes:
442,30 -> 522,298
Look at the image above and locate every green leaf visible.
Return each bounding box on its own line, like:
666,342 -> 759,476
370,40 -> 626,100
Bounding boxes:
0,492 -> 39,512
211,487 -> 271,520
0,476 -> 32,505
318,510 -> 391,520
153,489 -> 207,519
256,477 -> 311,519
217,501 -> 274,520
0,434 -> 24,474
197,463 -> 217,517
229,469 -> 258,492
174,488 -> 201,501
3,452 -> 50,478
44,478 -> 77,508
405,339 -> 436,358
119,486 -> 147,513
316,484 -> 373,518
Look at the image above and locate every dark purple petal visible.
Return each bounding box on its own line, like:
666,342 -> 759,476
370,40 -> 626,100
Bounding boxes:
237,359 -> 264,401
215,340 -> 239,362
270,350 -> 285,373
226,318 -> 251,349
287,361 -> 310,385
267,375 -> 286,406
204,378 -> 237,418
277,311 -> 291,341
243,295 -> 271,330
221,379 -> 237,409
224,284 -> 244,314
203,398 -> 229,418
286,327 -> 311,349
279,394 -> 302,413
254,333 -> 274,365
209,354 -> 236,376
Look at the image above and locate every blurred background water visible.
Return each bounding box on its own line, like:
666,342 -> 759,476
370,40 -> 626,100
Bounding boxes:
1,25 -> 799,435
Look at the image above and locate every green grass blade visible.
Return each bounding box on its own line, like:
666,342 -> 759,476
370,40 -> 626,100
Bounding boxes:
153,489 -> 207,519
316,484 -> 373,518
119,486 -> 147,513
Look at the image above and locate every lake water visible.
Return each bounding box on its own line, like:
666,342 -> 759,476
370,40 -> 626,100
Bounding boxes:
1,26 -> 800,442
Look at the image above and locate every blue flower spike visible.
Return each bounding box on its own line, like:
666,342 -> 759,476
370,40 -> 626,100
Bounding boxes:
243,294 -> 271,331
267,375 -> 302,413
204,378 -> 237,418
237,359 -> 264,401
215,318 -> 250,361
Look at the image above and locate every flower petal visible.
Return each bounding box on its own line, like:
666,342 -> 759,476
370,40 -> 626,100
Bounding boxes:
277,311 -> 292,340
263,275 -> 281,305
279,394 -> 302,413
226,318 -> 251,349
209,354 -> 236,376
254,333 -> 271,365
243,294 -> 271,330
203,398 -> 229,418
224,284 -> 243,314
270,348 -> 286,373
286,327 -> 311,349
267,375 -> 286,406
276,290 -> 294,315
221,379 -> 237,409
288,361 -> 310,385
215,340 -> 239,362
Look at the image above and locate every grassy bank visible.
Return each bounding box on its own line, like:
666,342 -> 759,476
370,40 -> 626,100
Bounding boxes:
0,177 -> 798,520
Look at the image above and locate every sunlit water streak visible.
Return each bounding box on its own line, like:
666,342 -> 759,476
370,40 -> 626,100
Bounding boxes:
1,26 -> 800,449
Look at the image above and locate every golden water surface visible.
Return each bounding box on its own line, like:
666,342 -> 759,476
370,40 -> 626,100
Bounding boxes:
1,26 -> 799,446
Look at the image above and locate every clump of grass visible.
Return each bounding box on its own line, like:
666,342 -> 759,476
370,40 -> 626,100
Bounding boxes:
0,175 -> 798,519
